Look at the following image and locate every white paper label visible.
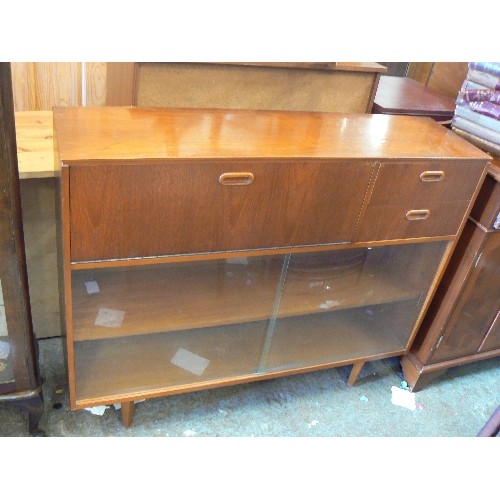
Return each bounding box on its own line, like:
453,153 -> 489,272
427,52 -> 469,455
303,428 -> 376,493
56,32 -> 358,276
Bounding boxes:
391,386 -> 416,410
85,280 -> 100,294
85,405 -> 108,416
171,347 -> 210,376
95,308 -> 125,328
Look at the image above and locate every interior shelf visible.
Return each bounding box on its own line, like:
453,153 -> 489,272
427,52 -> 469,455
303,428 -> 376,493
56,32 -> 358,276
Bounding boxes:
73,301 -> 413,405
71,256 -> 419,342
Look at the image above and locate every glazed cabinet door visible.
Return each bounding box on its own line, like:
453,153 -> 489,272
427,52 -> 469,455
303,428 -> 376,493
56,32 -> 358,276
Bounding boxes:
260,241 -> 448,372
68,160 -> 375,262
429,229 -> 500,363
69,241 -> 448,406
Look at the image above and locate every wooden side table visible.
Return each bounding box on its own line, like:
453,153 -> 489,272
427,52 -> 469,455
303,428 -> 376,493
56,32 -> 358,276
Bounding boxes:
373,75 -> 456,125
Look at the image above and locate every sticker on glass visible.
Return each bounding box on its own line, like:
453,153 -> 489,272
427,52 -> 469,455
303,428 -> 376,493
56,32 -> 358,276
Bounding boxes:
171,347 -> 210,376
95,308 -> 125,328
85,281 -> 100,294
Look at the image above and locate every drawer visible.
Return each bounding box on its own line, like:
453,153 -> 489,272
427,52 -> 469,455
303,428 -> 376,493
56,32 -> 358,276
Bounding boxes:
367,161 -> 483,204
357,200 -> 472,241
69,160 -> 375,262
356,161 -> 484,242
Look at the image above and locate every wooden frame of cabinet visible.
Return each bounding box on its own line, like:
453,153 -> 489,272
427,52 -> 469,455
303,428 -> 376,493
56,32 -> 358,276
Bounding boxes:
54,107 -> 490,427
0,63 -> 44,435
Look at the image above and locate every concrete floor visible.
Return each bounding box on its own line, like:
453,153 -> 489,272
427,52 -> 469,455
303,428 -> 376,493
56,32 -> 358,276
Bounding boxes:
0,336 -> 498,437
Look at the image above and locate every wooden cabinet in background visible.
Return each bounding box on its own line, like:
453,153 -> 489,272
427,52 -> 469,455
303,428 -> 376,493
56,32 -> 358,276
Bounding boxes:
402,160 -> 499,391
53,107 -> 490,426
0,63 -> 44,435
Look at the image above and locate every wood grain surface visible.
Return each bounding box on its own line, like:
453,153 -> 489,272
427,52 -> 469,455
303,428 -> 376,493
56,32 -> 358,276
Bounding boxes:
53,106 -> 491,162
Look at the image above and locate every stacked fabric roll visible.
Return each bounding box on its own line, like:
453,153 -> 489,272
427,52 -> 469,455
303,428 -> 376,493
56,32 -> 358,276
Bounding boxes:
452,62 -> 500,157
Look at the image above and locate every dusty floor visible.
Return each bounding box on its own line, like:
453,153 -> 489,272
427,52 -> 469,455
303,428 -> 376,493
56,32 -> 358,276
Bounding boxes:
0,337 -> 498,437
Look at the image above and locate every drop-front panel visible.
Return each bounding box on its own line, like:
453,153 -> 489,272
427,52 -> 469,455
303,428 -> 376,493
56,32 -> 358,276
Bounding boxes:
54,107 -> 490,426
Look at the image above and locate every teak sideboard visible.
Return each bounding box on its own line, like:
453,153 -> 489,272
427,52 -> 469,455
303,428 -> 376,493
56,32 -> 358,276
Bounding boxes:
53,107 -> 490,427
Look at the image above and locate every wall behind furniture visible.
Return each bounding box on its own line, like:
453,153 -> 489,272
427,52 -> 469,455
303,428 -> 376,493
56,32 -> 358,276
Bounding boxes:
11,62 -> 119,110
407,62 -> 468,99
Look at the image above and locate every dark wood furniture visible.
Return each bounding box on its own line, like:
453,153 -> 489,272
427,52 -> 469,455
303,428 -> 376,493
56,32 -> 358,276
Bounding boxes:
401,159 -> 499,391
0,63 -> 44,435
477,405 -> 500,437
372,75 -> 456,124
53,107 -> 490,427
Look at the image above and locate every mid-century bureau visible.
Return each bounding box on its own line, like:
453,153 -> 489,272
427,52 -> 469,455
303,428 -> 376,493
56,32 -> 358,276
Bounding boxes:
53,107 -> 490,426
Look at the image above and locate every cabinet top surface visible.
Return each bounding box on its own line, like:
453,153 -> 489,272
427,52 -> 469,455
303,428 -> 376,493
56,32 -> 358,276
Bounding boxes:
53,106 -> 491,163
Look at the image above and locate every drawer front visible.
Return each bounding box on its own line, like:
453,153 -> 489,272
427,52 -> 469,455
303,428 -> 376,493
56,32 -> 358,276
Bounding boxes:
356,161 -> 485,242
69,161 -> 374,262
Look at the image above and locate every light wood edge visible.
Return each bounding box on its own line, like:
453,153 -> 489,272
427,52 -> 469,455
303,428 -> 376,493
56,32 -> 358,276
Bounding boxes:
58,162 -> 77,409
72,350 -> 406,409
366,73 -> 382,112
407,63 -> 434,85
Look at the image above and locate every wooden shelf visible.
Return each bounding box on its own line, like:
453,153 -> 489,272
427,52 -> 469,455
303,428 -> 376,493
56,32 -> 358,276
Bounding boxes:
73,302 -> 411,405
264,301 -> 417,371
72,257 -> 419,342
74,321 -> 267,404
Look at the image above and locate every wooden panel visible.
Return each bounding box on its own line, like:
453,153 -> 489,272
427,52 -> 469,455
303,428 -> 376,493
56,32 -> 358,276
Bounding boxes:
11,62 -> 82,111
0,63 -> 38,390
14,111 -> 54,179
406,62 -> 468,100
105,62 -> 136,106
406,63 -> 434,85
20,178 -> 61,339
69,160 -> 374,261
85,63 -> 107,106
71,255 -> 418,341
372,76 -> 455,121
366,161 -> 484,204
430,228 -> 500,362
356,160 -> 485,242
136,62 -> 379,113
426,62 -> 468,99
479,312 -> 500,352
53,107 -> 491,163
357,200 -> 471,241
469,163 -> 500,230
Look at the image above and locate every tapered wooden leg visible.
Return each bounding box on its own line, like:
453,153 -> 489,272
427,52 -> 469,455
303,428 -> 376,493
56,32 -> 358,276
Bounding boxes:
348,361 -> 364,386
121,401 -> 134,428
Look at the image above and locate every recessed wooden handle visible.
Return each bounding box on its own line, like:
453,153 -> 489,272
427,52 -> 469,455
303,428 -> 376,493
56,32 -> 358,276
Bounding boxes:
420,171 -> 445,182
406,209 -> 430,221
219,172 -> 254,185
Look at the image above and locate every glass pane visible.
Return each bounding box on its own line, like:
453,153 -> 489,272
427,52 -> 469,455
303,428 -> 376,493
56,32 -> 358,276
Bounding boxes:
261,242 -> 448,372
0,279 -> 15,384
71,256 -> 285,402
